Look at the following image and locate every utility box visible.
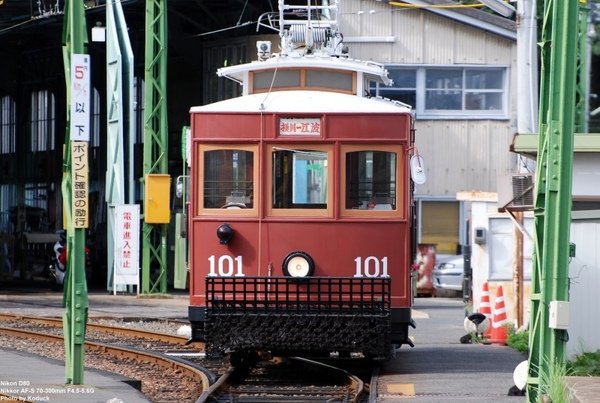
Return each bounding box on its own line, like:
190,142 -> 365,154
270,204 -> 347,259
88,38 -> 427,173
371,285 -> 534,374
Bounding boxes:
145,174 -> 171,224
474,227 -> 486,245
549,300 -> 570,330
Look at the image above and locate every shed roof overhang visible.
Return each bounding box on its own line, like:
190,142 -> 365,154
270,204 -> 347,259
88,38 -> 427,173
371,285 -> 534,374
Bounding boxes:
510,133 -> 600,159
399,0 -> 517,40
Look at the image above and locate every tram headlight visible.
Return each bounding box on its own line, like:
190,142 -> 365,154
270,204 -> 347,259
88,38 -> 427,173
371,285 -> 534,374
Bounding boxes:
216,223 -> 234,245
282,251 -> 315,279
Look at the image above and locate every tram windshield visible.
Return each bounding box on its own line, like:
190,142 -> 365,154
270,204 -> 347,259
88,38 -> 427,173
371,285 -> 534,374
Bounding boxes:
272,148 -> 328,209
203,149 -> 254,209
345,151 -> 397,210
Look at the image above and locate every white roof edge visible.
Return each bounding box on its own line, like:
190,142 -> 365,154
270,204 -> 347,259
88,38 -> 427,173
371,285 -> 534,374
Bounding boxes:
401,0 -> 517,41
190,91 -> 412,113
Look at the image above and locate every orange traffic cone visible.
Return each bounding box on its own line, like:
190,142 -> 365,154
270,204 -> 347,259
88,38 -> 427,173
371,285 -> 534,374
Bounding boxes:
490,285 -> 508,345
478,282 -> 492,340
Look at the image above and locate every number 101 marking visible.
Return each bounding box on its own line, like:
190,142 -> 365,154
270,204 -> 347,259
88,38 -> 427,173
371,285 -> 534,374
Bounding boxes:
354,256 -> 389,278
208,255 -> 245,277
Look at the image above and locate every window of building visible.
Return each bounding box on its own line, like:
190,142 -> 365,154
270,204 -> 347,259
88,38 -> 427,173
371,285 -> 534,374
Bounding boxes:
203,42 -> 246,103
90,88 -> 101,148
30,90 -> 56,151
198,145 -> 257,215
371,66 -> 508,119
134,77 -> 145,144
341,145 -> 404,218
268,145 -> 332,217
0,96 -> 15,154
0,184 -> 16,233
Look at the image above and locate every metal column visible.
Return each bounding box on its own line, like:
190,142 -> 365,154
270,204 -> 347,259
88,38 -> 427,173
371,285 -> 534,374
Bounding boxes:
141,0 -> 169,294
61,0 -> 89,385
106,0 -> 134,292
527,0 -> 578,400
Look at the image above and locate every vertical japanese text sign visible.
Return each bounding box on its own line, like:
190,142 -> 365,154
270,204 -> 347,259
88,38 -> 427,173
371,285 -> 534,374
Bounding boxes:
71,142 -> 89,228
70,54 -> 90,229
71,54 -> 90,142
114,204 -> 140,288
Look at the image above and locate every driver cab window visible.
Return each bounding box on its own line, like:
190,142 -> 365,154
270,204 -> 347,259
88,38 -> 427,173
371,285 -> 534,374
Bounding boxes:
268,145 -> 332,217
199,145 -> 257,214
342,145 -> 403,217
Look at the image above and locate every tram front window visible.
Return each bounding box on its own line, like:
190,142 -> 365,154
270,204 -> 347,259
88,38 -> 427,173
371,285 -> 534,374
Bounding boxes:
204,149 -> 254,209
346,151 -> 396,210
272,149 -> 328,209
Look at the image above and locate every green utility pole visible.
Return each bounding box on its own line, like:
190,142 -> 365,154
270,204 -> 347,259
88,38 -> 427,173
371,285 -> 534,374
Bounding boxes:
527,0 -> 579,401
61,0 -> 89,385
576,2 -> 590,134
141,0 -> 169,295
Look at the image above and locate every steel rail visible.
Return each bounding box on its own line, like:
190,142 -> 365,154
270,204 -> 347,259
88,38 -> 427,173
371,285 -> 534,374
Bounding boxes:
291,356 -> 365,402
201,356 -> 365,402
195,366 -> 236,403
0,325 -> 210,395
0,313 -> 195,346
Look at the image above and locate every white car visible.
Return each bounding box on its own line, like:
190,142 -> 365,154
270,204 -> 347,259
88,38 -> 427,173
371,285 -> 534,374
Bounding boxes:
432,255 -> 464,296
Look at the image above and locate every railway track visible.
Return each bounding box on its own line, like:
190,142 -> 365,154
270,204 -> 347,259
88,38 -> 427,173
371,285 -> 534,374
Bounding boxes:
200,356 -> 378,402
0,313 -> 212,402
0,314 -> 382,402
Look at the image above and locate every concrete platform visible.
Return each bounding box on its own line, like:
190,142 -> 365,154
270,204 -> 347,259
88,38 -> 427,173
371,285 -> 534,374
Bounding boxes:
0,349 -> 148,402
566,376 -> 600,403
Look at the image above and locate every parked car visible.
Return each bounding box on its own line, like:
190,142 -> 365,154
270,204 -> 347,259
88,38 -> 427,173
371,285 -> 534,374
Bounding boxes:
432,255 -> 464,297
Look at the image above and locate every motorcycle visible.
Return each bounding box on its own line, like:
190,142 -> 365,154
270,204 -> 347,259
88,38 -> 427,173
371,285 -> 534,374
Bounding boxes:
47,236 -> 91,290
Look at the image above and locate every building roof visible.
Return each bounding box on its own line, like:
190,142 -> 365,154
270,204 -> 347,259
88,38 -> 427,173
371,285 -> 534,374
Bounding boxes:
399,0 -> 517,40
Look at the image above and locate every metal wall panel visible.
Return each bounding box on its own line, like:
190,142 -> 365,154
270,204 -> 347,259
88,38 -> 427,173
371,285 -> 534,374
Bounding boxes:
414,120 -> 515,196
568,219 -> 600,358
422,13 -> 456,64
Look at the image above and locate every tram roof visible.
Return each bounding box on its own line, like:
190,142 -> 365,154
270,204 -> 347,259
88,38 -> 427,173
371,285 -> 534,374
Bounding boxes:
218,55 -> 392,86
190,90 -> 412,114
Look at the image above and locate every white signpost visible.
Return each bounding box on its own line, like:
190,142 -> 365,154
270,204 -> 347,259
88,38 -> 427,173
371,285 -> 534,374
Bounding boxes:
113,204 -> 140,294
70,54 -> 90,142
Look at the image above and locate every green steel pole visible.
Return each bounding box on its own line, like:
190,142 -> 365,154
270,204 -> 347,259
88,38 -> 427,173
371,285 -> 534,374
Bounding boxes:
141,0 -> 169,295
61,0 -> 89,385
527,0 -> 578,401
576,3 -> 590,134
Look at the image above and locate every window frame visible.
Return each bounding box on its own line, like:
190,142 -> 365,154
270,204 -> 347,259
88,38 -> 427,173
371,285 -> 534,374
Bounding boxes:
196,144 -> 259,217
0,95 -> 16,155
372,65 -> 509,120
340,144 -> 405,219
266,143 -> 334,218
29,89 -> 56,152
250,68 -> 356,95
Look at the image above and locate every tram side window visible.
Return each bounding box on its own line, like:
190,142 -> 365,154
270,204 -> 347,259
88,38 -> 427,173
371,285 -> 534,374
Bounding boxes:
204,150 -> 254,209
272,149 -> 328,209
346,151 -> 396,210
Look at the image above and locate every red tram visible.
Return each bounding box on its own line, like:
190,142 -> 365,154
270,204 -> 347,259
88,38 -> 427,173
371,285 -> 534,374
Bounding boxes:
188,1 -> 416,361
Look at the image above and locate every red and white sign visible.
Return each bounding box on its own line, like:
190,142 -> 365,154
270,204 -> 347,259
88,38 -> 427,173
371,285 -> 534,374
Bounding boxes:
279,118 -> 321,136
114,204 -> 140,292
